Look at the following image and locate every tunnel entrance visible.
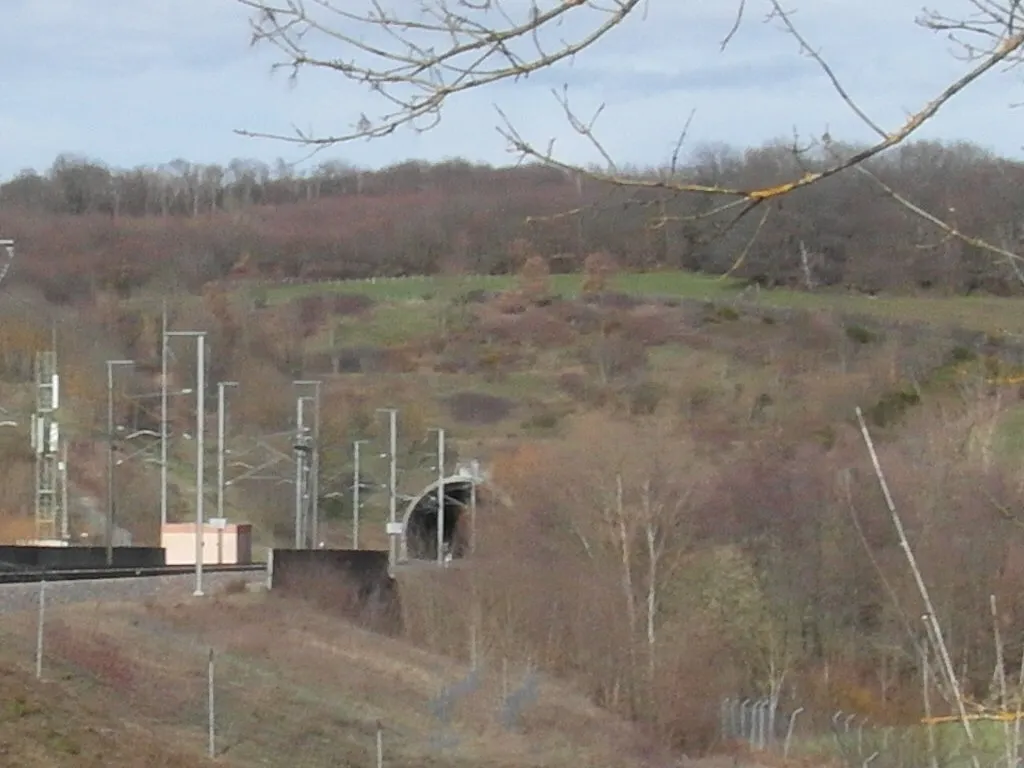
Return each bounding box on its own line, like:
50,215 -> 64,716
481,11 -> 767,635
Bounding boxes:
400,476 -> 477,562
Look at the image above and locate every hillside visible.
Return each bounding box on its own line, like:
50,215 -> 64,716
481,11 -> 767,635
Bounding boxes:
4,141 -> 1024,302
0,588 -> 682,768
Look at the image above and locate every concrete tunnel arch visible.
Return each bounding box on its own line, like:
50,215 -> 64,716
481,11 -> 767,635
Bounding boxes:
399,474 -> 482,562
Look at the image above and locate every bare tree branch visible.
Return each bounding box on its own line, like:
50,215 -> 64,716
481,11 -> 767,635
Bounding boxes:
771,0 -> 1024,274
236,0 -> 1024,272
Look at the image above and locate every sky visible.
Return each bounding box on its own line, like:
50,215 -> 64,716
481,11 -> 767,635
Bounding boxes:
2,0 -> 1022,181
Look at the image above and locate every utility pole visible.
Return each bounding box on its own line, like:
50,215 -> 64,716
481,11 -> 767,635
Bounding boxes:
294,381 -> 321,546
433,428 -> 446,566
377,408 -> 399,570
293,395 -> 314,548
105,359 -> 134,565
31,340 -> 60,543
194,333 -> 206,597
352,439 -> 368,549
166,331 -> 207,596
160,302 -> 168,529
216,382 -> 238,528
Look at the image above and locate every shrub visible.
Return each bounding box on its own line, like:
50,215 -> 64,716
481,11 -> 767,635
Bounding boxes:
628,379 -> 665,415
557,371 -> 591,402
949,345 -> 977,364
845,324 -> 879,344
446,391 -> 515,424
330,292 -> 376,316
521,405 -> 562,432
868,388 -> 921,427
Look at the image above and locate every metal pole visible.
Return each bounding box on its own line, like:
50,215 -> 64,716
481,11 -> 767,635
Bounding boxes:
106,363 -> 114,565
207,647 -> 216,758
311,384 -> 321,547
293,381 -> 322,548
353,440 -> 366,549
436,428 -> 446,566
470,459 -> 478,557
35,578 -> 45,679
59,440 -> 69,541
294,397 -> 306,548
105,359 -> 132,566
216,382 -> 237,529
385,409 -> 398,569
194,334 -> 206,597
160,303 -> 168,528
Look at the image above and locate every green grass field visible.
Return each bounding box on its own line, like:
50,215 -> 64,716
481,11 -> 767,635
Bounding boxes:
263,270 -> 1024,337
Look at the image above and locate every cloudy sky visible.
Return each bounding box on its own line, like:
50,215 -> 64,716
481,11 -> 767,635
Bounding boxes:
2,0 -> 1021,180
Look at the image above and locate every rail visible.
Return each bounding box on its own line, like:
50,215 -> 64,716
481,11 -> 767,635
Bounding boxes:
0,563 -> 266,585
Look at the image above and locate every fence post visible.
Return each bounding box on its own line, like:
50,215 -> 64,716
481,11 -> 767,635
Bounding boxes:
35,578 -> 46,679
207,648 -> 216,758
376,720 -> 383,768
720,698 -> 732,741
266,548 -> 274,591
783,707 -> 804,758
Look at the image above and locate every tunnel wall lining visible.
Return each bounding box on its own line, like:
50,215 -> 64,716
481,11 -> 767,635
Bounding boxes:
399,475 -> 480,561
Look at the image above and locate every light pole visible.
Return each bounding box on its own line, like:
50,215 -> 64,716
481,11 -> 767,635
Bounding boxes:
216,382 -> 238,528
352,439 -> 368,549
106,359 -> 134,566
376,407 -> 399,570
166,331 -> 207,597
294,381 -> 322,546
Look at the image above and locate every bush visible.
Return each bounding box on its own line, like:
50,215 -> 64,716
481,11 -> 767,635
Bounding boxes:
845,324 -> 880,344
628,379 -> 665,415
868,388 -> 921,427
446,391 -> 516,424
330,292 -> 376,316
521,405 -> 562,432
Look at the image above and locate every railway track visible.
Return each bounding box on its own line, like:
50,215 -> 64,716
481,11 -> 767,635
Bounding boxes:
0,563 -> 265,586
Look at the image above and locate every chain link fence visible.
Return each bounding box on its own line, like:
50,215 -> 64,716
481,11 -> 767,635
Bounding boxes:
720,695 -> 1021,768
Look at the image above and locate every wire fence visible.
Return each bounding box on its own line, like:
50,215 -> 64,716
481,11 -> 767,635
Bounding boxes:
0,579 -> 560,767
720,695 -> 1024,768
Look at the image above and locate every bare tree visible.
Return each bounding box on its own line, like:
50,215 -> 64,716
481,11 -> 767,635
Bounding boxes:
236,0 -> 1024,272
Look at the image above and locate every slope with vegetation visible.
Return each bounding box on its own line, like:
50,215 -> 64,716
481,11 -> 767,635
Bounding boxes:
4,147 -> 1024,762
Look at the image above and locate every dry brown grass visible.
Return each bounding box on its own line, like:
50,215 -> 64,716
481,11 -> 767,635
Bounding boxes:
0,590 -> 677,768
0,653 -> 215,767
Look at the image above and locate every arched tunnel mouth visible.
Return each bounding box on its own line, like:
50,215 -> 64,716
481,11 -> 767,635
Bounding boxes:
402,479 -> 474,562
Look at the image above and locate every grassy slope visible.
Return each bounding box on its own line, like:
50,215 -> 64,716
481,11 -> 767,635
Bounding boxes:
0,657 -> 215,767
0,591 -> 662,768
266,270 -> 1024,336
266,269 -> 1024,439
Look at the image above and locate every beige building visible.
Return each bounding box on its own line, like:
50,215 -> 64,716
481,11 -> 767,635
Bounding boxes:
161,521 -> 253,565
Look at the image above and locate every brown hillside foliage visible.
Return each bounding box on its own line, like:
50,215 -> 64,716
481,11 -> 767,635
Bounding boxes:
6,144 -> 1024,298
404,389 -> 1024,749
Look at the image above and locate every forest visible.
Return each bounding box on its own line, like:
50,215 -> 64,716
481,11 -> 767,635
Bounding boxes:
1,138 -> 1021,303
